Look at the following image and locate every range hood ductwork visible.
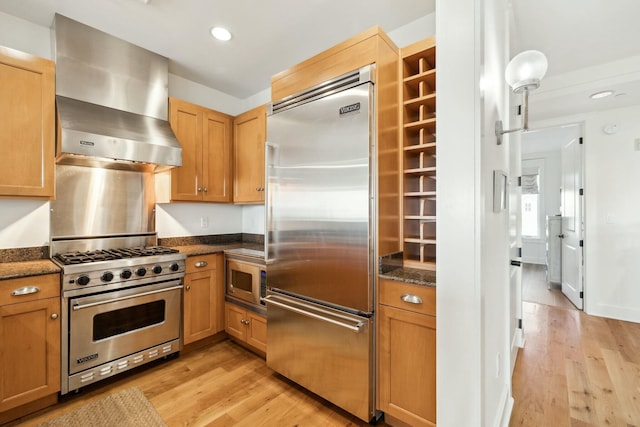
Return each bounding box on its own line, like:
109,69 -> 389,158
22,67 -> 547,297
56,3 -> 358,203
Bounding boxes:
53,14 -> 181,172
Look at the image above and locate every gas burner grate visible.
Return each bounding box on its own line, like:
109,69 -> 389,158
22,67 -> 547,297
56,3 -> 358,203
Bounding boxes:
54,246 -> 179,265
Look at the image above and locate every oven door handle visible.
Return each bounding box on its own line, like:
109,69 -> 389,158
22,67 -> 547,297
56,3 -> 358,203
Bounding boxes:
72,285 -> 183,311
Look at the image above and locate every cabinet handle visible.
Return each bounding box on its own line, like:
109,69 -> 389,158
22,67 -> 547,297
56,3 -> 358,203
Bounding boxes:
203,187 -> 208,192
197,187 -> 203,192
11,286 -> 40,296
400,293 -> 423,304
186,285 -> 191,291
194,261 -> 208,268
241,319 -> 250,325
51,313 -> 58,319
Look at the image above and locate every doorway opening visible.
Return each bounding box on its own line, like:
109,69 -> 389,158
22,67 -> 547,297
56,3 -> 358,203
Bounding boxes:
520,123 -> 584,311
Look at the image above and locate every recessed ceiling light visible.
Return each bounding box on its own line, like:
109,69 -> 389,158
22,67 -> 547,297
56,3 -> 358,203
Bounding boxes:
590,90 -> 614,99
210,27 -> 232,41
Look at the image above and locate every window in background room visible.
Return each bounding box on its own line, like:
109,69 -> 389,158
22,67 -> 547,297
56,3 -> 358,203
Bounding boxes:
521,168 -> 540,238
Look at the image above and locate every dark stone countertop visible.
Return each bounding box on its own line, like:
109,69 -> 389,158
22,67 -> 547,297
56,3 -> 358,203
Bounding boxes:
0,259 -> 61,281
379,266 -> 436,287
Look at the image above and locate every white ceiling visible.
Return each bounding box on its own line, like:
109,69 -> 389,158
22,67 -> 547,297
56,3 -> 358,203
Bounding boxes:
510,0 -> 640,122
1,0 -> 639,122
0,0 -> 435,99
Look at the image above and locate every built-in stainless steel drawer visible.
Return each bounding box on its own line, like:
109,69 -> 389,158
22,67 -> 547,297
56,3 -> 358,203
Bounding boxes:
264,291 -> 374,422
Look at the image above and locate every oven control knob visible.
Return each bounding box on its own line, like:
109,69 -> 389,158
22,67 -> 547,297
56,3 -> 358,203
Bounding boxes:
77,275 -> 90,286
120,269 -> 132,279
135,267 -> 147,277
101,271 -> 114,282
152,265 -> 162,274
169,263 -> 180,272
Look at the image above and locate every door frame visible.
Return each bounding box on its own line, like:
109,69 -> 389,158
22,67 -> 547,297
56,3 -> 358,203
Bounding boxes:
518,121 -> 586,308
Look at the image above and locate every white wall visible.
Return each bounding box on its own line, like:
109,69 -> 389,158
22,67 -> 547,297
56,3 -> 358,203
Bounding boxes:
521,150 -> 561,264
534,104 -> 640,323
155,203 -> 242,237
438,0 -> 514,425
0,11 -> 51,59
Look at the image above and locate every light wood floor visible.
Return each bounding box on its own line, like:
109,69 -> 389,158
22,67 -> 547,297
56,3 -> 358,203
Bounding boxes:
510,301 -> 640,426
8,338 -> 385,427
522,263 -> 576,310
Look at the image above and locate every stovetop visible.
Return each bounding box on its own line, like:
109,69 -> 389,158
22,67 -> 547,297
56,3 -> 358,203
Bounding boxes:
54,246 -> 179,266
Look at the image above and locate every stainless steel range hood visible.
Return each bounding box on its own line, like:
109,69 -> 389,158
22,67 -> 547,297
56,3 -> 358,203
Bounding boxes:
53,14 -> 181,172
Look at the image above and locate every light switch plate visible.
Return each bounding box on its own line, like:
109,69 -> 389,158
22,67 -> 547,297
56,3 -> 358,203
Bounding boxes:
634,139 -> 640,151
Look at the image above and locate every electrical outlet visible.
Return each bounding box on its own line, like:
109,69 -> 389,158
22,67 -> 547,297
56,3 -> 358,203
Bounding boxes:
200,216 -> 209,228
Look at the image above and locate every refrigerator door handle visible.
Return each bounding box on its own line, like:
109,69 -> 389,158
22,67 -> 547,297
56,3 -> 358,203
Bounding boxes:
263,295 -> 365,333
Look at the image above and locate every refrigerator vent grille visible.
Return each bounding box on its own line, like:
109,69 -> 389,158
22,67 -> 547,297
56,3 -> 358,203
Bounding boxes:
270,66 -> 372,115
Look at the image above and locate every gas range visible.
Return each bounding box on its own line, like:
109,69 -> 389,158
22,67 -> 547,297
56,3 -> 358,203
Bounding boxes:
53,245 -> 186,293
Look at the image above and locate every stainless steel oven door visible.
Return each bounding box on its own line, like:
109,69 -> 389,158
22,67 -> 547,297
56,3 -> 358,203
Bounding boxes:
68,280 -> 182,375
226,258 -> 261,305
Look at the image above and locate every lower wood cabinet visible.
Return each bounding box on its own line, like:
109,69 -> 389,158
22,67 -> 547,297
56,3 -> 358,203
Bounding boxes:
0,274 -> 60,415
183,253 -> 224,345
377,279 -> 436,427
225,302 -> 267,354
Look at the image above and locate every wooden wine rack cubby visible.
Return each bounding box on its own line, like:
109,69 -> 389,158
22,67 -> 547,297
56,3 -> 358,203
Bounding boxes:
401,37 -> 436,270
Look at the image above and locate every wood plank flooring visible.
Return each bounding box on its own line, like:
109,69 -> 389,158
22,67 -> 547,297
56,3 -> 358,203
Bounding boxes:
7,338 -> 384,427
522,263 -> 576,310
510,302 -> 640,426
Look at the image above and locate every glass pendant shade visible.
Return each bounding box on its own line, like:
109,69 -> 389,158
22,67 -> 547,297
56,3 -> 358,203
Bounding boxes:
505,50 -> 548,93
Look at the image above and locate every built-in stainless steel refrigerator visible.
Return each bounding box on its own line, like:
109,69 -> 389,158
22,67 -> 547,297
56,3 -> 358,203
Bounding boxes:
264,65 -> 376,422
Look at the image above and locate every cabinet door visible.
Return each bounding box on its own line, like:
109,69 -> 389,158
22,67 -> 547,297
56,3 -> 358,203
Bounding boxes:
224,302 -> 247,341
246,311 -> 267,353
233,105 -> 266,203
183,267 -> 223,345
202,111 -> 233,202
378,304 -> 436,427
169,97 -> 203,201
0,297 -> 60,412
0,47 -> 54,198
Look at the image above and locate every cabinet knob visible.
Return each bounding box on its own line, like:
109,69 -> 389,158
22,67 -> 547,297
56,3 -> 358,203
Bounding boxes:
51,313 -> 58,319
194,261 -> 208,268
186,285 -> 191,291
197,187 -> 203,192
203,187 -> 208,192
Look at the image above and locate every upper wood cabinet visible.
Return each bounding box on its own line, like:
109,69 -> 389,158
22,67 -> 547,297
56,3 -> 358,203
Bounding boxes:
0,46 -> 55,198
233,104 -> 266,204
169,97 -> 233,202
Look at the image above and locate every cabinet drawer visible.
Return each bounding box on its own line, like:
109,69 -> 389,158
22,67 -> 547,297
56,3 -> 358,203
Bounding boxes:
0,274 -> 59,306
379,279 -> 435,316
186,254 -> 219,274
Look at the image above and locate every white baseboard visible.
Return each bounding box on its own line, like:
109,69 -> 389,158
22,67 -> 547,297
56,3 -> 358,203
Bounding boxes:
492,386 -> 513,427
588,303 -> 640,324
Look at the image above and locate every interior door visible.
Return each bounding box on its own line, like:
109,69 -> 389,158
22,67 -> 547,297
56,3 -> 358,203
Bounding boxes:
561,133 -> 583,309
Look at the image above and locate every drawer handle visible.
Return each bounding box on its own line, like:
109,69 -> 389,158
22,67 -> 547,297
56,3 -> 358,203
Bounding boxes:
11,286 -> 40,296
401,293 -> 423,304
194,261 -> 208,268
